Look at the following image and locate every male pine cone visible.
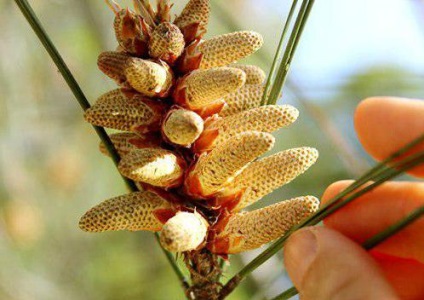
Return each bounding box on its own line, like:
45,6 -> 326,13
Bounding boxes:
80,0 -> 319,256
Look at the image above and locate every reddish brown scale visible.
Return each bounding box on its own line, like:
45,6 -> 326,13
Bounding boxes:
153,208 -> 177,224
210,189 -> 245,212
175,39 -> 203,74
144,185 -> 186,206
204,210 -> 232,254
114,8 -> 150,56
195,101 -> 226,119
155,0 -> 172,23
192,115 -> 219,153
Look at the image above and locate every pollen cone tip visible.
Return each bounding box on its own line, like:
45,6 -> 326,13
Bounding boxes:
159,211 -> 208,252
118,148 -> 185,188
198,31 -> 264,69
79,191 -> 172,233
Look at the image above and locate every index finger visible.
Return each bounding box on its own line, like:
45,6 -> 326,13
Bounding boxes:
321,180 -> 424,262
354,97 -> 424,177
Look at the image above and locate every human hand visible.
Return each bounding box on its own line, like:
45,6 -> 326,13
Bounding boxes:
284,97 -> 424,300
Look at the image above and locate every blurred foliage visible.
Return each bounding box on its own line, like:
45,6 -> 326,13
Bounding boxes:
0,0 -> 423,299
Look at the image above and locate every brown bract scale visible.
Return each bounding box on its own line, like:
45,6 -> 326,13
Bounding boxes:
133,0 -> 156,26
82,0 -> 319,263
155,0 -> 172,23
113,8 -> 150,56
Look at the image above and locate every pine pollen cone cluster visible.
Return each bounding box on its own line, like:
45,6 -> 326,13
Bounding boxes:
79,0 -> 320,255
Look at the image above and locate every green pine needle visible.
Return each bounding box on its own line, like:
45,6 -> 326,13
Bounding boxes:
267,0 -> 315,106
261,0 -> 299,106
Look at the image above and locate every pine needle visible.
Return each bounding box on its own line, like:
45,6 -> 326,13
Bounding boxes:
261,0 -> 299,106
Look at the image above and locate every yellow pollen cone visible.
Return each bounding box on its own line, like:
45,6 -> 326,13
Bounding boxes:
185,131 -> 275,198
125,58 -> 173,98
195,105 -> 299,152
174,0 -> 210,43
230,64 -> 266,85
160,211 -> 209,252
175,67 -> 246,110
148,22 -> 185,64
198,31 -> 263,69
119,148 -> 186,188
97,51 -> 131,87
79,191 -> 174,233
216,147 -> 319,211
84,89 -> 165,132
208,196 -> 320,254
99,132 -> 161,157
162,109 -> 204,147
221,84 -> 264,117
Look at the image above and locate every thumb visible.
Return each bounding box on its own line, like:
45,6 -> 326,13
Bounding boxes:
284,227 -> 398,300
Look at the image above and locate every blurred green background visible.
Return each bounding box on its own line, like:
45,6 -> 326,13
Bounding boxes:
1,0 -> 423,299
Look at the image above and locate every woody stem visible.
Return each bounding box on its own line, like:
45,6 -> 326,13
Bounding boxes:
184,250 -> 223,300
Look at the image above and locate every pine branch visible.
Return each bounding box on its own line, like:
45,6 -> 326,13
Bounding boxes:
13,0 -> 189,292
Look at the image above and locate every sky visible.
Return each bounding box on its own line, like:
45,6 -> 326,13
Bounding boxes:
287,0 -> 424,82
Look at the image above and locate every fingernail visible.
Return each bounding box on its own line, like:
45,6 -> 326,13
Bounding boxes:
284,228 -> 318,287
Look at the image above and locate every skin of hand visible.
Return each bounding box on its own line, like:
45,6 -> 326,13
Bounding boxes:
283,97 -> 424,300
